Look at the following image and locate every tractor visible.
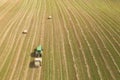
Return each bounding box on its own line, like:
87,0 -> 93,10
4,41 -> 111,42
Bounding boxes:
35,45 -> 43,57
34,45 -> 43,67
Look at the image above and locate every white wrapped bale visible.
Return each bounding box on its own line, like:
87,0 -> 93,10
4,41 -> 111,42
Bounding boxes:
34,58 -> 42,67
48,16 -> 52,19
23,30 -> 28,34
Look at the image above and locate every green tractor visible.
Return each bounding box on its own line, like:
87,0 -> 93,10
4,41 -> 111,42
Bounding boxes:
35,45 -> 43,57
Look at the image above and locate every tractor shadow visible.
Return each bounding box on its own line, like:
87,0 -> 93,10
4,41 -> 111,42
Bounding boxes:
29,49 -> 36,68
29,61 -> 35,68
31,49 -> 42,58
31,49 -> 36,57
29,48 -> 42,68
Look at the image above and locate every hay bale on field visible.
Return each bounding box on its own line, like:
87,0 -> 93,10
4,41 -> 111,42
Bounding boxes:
22,30 -> 28,34
48,16 -> 52,19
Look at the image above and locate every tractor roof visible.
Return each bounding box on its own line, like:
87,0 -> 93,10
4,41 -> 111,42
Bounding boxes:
37,45 -> 42,51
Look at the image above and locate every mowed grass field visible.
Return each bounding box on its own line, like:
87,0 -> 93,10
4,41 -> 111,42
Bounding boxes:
0,0 -> 120,80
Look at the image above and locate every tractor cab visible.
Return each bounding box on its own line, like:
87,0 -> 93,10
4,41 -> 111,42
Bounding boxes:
35,45 -> 43,57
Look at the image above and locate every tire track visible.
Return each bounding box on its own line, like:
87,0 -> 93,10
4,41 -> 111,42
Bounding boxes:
59,1 -> 83,80
69,0 -> 119,79
63,1 -> 103,79
51,1 -> 64,80
6,0 -> 35,79
39,0 -> 46,80
26,0 -> 42,80
45,0 -> 55,80
0,0 -> 31,71
55,0 -> 79,80
66,0 -> 119,79
0,1 -> 18,20
96,14 -> 120,47
90,16 -> 120,73
55,0 -> 77,80
56,0 -> 80,80
32,0 -> 44,80
82,8 -> 120,73
76,4 -> 117,80
67,1 -> 116,79
1,0 -> 35,80
61,0 -> 95,79
17,0 -> 40,80
0,0 -> 28,57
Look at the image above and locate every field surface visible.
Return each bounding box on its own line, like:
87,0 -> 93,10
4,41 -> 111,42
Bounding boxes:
0,0 -> 120,80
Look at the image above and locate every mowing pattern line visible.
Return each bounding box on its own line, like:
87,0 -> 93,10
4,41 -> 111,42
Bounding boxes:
0,0 -> 120,80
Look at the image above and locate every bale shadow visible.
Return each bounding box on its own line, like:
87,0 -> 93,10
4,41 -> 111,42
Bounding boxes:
29,61 -> 35,68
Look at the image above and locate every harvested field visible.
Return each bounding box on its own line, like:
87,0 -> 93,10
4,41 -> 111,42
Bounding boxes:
0,0 -> 120,80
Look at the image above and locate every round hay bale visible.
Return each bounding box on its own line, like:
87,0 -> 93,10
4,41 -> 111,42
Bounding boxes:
34,58 -> 42,67
48,16 -> 52,19
23,30 -> 28,34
